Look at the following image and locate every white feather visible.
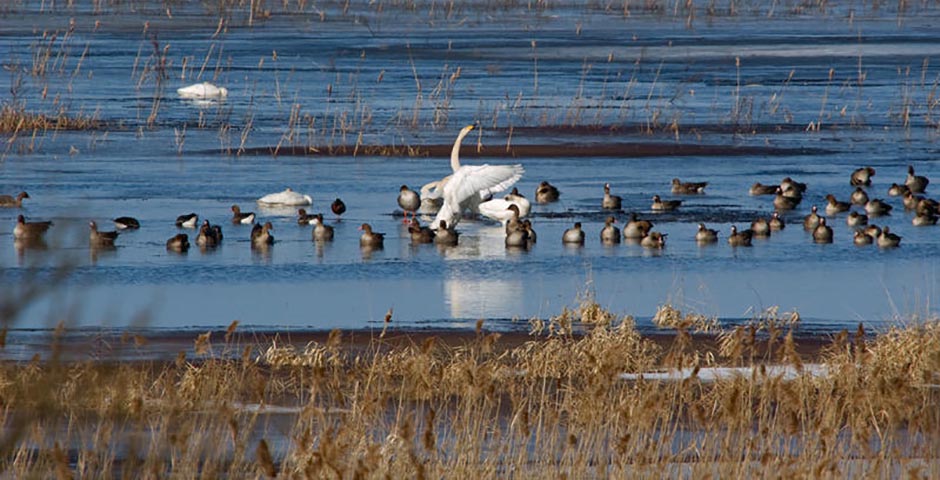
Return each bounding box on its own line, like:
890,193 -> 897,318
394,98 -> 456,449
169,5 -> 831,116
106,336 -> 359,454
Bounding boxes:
177,82 -> 228,99
257,188 -> 313,206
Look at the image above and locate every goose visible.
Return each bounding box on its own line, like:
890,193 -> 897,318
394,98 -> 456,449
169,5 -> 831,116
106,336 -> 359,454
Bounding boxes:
177,81 -> 228,99
257,187 -> 312,206
812,218 -> 833,244
780,185 -> 803,200
824,194 -> 851,215
297,209 -> 317,225
864,225 -> 882,239
905,165 -> 929,193
311,214 -> 334,242
846,211 -> 868,227
113,217 -> 140,230
408,218 -> 434,244
671,178 -> 708,194
397,185 -> 421,223
780,177 -> 807,194
877,226 -> 901,248
522,220 -> 537,244
535,181 -> 560,203
331,198 -> 347,218
774,188 -> 801,210
887,183 -> 910,197
0,191 -> 29,208
600,216 -> 620,244
640,231 -> 666,249
850,166 -> 875,186
504,188 -> 531,217
865,199 -> 892,216
727,226 -> 753,247
602,183 -> 622,210
431,125 -> 524,229
176,213 -> 198,229
916,198 -> 939,216
89,221 -> 120,247
503,204 -> 523,234
418,182 -> 444,213
250,222 -> 275,246
850,188 -> 869,206
13,215 -> 52,240
803,206 -> 821,230
751,217 -> 771,237
913,212 -> 939,226
231,205 -> 256,224
623,213 -> 653,239
434,220 -> 459,246
749,182 -> 778,196
505,224 -> 530,249
196,220 -> 222,247
769,212 -> 786,231
358,223 -> 384,248
166,234 -> 190,253
902,191 -> 922,210
854,230 -> 873,246
651,195 -> 681,211
562,222 -> 585,245
695,223 -> 719,243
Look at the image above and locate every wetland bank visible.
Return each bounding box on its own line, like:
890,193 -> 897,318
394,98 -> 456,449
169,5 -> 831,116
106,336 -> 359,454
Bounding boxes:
3,0 -> 940,476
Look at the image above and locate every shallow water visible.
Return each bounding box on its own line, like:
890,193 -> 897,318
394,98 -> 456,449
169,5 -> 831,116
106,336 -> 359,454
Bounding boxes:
2,1 -> 940,337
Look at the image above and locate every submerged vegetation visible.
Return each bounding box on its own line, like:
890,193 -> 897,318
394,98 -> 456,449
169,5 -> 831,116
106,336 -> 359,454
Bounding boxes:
1,301 -> 939,477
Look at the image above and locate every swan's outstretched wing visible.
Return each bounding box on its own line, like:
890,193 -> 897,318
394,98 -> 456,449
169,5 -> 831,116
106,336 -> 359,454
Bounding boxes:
445,164 -> 524,206
421,177 -> 449,200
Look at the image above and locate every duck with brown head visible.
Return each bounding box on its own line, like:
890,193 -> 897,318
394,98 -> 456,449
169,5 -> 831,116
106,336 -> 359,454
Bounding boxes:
727,226 -> 752,247
535,181 -> 560,203
398,185 -> 421,223
176,213 -> 198,229
358,223 -> 384,248
696,223 -> 719,244
602,183 -> 622,210
89,221 -> 120,247
671,178 -> 708,194
14,215 -> 52,240
812,218 -> 833,244
434,220 -> 459,246
563,222 -> 585,245
231,205 -> 256,225
600,216 -> 620,244
297,209 -> 316,225
408,218 -> 434,244
250,222 -> 274,247
331,198 -> 346,219
850,166 -> 875,186
905,165 -> 929,193
312,214 -> 334,242
651,195 -> 681,212
166,233 -> 190,253
0,192 -> 29,208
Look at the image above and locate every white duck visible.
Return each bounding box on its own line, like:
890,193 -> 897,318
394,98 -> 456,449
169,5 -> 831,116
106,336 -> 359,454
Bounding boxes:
257,188 -> 313,206
177,82 -> 228,99
431,125 -> 524,229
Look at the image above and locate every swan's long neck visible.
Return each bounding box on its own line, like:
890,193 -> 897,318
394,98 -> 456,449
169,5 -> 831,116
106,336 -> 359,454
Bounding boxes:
450,126 -> 473,172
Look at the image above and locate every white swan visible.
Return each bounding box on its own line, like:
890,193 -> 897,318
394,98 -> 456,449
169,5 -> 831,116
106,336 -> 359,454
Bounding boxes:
257,188 -> 313,206
432,125 -> 524,229
478,198 -> 528,225
177,82 -> 228,99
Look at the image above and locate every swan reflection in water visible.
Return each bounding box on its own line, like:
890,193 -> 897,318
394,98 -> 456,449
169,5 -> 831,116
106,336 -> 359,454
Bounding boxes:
435,225 -> 513,261
444,274 -> 524,320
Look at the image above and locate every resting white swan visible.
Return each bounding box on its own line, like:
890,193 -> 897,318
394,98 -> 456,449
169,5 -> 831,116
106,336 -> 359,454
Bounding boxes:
478,197 -> 529,225
257,188 -> 313,206
177,82 -> 228,99
432,125 -> 524,229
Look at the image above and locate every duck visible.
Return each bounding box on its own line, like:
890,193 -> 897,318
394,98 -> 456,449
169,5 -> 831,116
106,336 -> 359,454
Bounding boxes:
504,188 -> 531,217
562,222 -> 585,245
846,211 -> 868,227
640,231 -> 666,249
600,216 -> 621,244
671,178 -> 708,194
623,213 -> 653,239
854,230 -> 873,246
913,212 -> 939,226
887,183 -> 911,197
0,191 -> 29,208
803,206 -> 821,230
769,212 -> 786,231
166,234 -> 190,253
535,181 -> 560,203
434,220 -> 459,246
651,195 -> 681,211
727,226 -> 753,247
695,223 -> 719,243
812,218 -> 833,244
358,223 -> 384,248
749,182 -> 778,196
780,177 -> 807,194
905,165 -> 929,193
902,191 -> 922,210
916,198 -> 939,216
430,125 -> 524,229
311,214 -> 334,242
296,209 -> 316,225
231,205 -> 256,224
258,187 -> 312,206
602,183 -> 622,210
864,225 -> 882,239
177,81 -> 228,99
751,217 -> 771,237
113,217 -> 140,230
250,222 -> 275,246
522,220 -> 537,244
851,166 -> 876,186
774,188 -> 801,210
196,220 -> 222,247
89,221 -> 120,247
13,215 -> 52,240
398,185 -> 421,223
331,198 -> 347,219
850,188 -> 869,206
505,224 -> 530,249
824,194 -> 851,215
176,213 -> 198,229
877,226 -> 901,248
408,218 -> 434,244
865,199 -> 893,216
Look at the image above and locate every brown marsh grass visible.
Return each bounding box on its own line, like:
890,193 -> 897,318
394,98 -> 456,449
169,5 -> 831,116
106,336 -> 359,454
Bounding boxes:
1,302 -> 939,477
